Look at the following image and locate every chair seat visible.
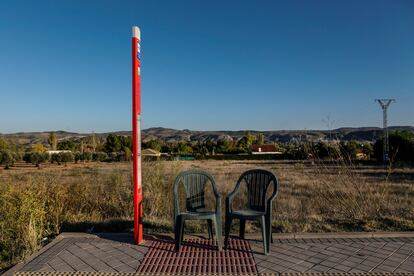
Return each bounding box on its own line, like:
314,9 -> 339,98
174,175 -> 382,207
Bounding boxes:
231,209 -> 265,219
178,208 -> 216,220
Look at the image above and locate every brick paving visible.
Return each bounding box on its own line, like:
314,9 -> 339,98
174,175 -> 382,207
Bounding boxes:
137,237 -> 256,274
251,236 -> 414,274
8,233 -> 149,274
6,232 -> 414,275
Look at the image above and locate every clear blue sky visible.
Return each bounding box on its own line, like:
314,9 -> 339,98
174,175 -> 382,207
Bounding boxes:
0,0 -> 413,133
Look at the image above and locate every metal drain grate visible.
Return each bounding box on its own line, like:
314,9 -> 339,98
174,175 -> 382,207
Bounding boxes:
137,238 -> 257,274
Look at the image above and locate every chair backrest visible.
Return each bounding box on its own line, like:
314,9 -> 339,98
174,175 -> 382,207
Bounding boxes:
173,170 -> 217,212
236,169 -> 278,211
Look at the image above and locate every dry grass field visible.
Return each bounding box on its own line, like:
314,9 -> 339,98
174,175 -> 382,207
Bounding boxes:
1,159 -> 413,270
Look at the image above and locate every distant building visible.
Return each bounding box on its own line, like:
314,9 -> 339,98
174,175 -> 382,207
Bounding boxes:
355,150 -> 369,160
141,148 -> 161,157
250,144 -> 282,155
46,150 -> 71,155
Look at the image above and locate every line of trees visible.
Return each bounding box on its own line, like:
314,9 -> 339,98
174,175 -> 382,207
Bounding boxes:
1,131 -> 414,169
0,133 -> 132,169
374,131 -> 414,163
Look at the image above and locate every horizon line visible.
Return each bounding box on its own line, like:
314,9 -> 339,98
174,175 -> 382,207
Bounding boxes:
1,125 -> 413,135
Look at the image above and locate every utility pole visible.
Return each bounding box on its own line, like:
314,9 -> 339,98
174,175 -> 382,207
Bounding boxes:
375,99 -> 395,163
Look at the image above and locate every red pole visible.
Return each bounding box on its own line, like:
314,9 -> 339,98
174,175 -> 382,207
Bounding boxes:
132,26 -> 143,244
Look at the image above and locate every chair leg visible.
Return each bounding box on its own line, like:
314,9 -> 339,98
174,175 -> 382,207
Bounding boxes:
207,219 -> 213,240
180,220 -> 185,243
224,216 -> 232,249
266,214 -> 273,243
175,216 -> 183,252
239,219 -> 246,239
259,216 -> 269,255
266,218 -> 273,247
213,216 -> 222,251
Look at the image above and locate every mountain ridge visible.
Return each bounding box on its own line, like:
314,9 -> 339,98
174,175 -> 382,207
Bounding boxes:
1,126 -> 413,147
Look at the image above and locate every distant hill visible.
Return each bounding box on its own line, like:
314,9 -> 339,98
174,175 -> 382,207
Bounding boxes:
1,126 -> 413,147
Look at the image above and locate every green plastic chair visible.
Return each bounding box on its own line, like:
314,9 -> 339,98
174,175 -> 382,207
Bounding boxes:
224,169 -> 279,255
173,170 -> 222,252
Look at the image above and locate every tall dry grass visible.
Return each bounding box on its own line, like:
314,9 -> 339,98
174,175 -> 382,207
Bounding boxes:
1,159 -> 413,270
0,161 -> 181,270
174,159 -> 414,232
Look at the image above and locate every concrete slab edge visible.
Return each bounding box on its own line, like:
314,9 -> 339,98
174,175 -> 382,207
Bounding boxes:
35,230 -> 414,241
286,231 -> 414,239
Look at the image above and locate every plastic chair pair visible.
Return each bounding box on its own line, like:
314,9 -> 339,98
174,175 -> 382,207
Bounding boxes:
173,169 -> 279,255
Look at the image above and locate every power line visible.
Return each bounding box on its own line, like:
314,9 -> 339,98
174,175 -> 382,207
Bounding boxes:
375,98 -> 395,163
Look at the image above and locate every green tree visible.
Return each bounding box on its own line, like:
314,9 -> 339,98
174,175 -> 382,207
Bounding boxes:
361,143 -> 374,159
374,131 -> 414,162
161,144 -> 172,153
90,132 -> 97,152
123,147 -> 132,161
74,152 -> 82,163
257,133 -> 265,145
340,140 -> 359,160
92,152 -> 108,162
0,150 -> 15,169
12,151 -> 23,162
285,142 -> 313,160
57,140 -> 77,151
104,134 -> 122,153
145,139 -> 162,151
59,152 -> 74,166
200,146 -> 209,156
236,137 -> 249,152
315,142 -> 336,159
32,143 -> 47,153
177,143 -> 193,154
0,137 -> 9,150
245,131 -> 256,146
82,152 -> 93,162
119,136 -> 132,151
51,153 -> 62,165
205,139 -> 215,153
23,152 -> 49,168
217,139 -> 231,153
48,133 -> 58,150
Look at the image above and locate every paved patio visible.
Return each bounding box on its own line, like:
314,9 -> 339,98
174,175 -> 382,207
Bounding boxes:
6,232 -> 414,275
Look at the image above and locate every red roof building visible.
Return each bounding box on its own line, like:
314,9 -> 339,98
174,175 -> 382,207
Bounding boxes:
250,144 -> 282,154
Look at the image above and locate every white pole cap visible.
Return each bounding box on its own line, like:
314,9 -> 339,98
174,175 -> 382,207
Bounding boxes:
132,26 -> 141,39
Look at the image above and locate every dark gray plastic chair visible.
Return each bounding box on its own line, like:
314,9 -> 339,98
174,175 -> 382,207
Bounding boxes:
173,170 -> 222,252
224,169 -> 279,255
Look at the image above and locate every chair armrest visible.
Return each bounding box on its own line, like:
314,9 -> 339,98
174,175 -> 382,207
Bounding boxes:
215,194 -> 221,214
266,181 -> 279,214
226,183 -> 241,213
266,194 -> 277,214
173,197 -> 179,221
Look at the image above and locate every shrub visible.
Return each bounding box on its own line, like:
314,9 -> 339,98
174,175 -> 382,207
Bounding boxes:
74,152 -> 82,163
12,152 -> 23,162
58,152 -> 74,166
374,131 -> 414,162
92,152 -> 108,162
0,150 -> 15,169
107,152 -> 120,162
57,140 -> 77,151
31,144 -> 47,153
144,139 -> 162,152
82,152 -> 93,162
23,152 -> 49,168
122,147 -> 132,162
50,153 -> 62,165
